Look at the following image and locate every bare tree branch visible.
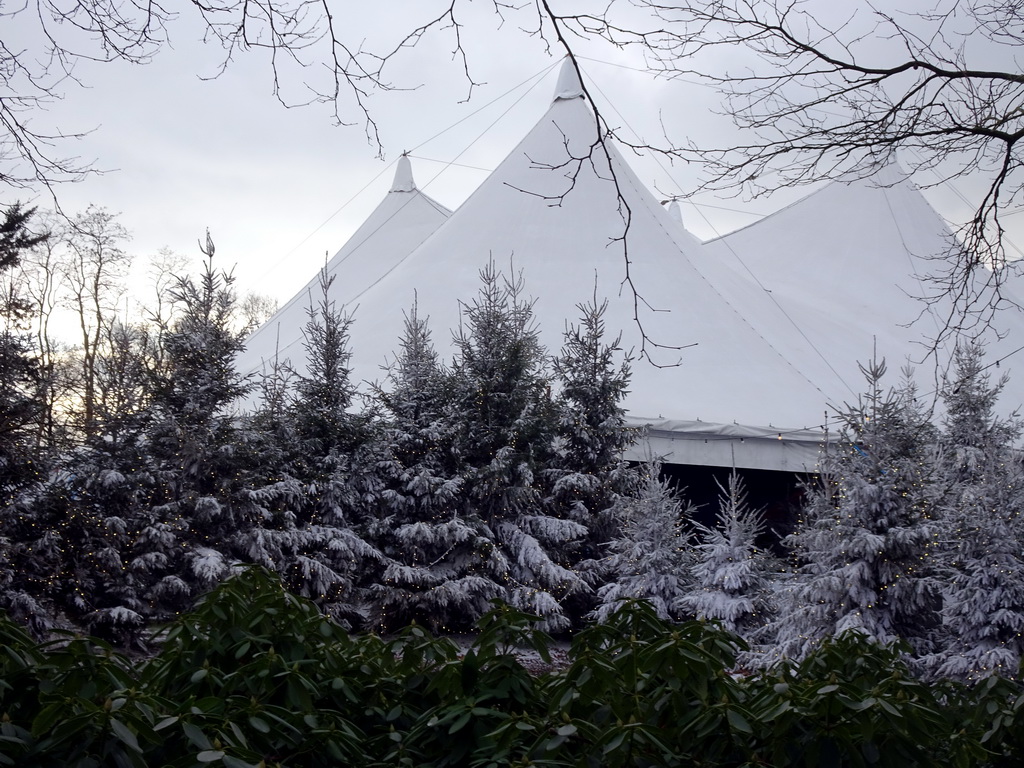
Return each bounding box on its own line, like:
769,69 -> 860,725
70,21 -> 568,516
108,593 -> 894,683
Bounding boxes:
501,1 -> 695,366
0,0 -> 491,190
525,0 -> 1024,348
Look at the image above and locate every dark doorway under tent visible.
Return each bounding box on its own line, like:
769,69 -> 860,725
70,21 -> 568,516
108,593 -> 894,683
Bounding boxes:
657,462 -> 810,554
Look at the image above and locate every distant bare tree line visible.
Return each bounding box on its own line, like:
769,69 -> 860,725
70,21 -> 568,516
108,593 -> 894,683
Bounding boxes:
0,204 -> 276,449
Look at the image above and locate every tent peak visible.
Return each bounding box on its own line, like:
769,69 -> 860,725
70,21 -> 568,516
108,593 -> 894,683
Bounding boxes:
390,153 -> 416,192
866,158 -> 910,188
834,158 -> 910,189
553,58 -> 585,102
666,199 -> 683,225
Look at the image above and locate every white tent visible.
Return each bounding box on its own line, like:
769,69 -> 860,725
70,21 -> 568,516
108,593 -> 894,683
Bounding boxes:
700,164 -> 974,397
236,154 -> 451,382
238,60 -> 1024,472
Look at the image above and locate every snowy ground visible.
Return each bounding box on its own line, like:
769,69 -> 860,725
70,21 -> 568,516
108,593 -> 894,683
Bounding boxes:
446,634 -> 573,675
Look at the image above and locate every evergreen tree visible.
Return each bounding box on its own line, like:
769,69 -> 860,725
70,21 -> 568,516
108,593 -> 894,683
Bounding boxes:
680,471 -> 775,642
0,203 -> 48,488
288,267 -> 382,515
291,268 -> 360,454
448,262 -> 588,631
137,233 -> 253,617
242,327 -> 301,588
2,317 -> 157,643
769,361 -> 944,662
927,342 -> 1024,680
0,203 -> 57,635
549,295 -> 638,564
593,461 -> 693,623
44,319 -> 161,642
3,434 -> 155,643
1,244 -> 160,643
251,266 -> 382,624
147,234 -> 250,489
368,305 -> 498,631
270,270 -> 382,626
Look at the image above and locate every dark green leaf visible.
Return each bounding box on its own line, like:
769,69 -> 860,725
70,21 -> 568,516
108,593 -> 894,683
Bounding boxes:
449,711 -> 472,734
109,718 -> 141,753
727,708 -> 753,734
183,722 -> 213,750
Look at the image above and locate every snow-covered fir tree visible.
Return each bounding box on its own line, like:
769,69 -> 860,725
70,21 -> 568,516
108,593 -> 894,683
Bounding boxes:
367,304 -> 499,631
291,268 -> 363,455
4,432 -> 156,643
2,314 -> 159,642
59,321 -> 162,642
769,361 -> 944,662
0,215 -> 177,641
0,205 -> 92,638
680,471 -> 775,643
548,295 -> 638,568
447,262 -> 589,631
925,342 -> 1024,680
135,234 -> 254,617
245,267 -> 382,624
289,268 -> 382,512
593,460 -> 693,623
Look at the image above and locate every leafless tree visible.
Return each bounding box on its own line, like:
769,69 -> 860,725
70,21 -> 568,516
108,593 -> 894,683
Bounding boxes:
146,248 -> 191,326
94,318 -> 157,438
10,212 -> 78,449
21,224 -> 60,447
141,247 -> 192,374
19,212 -> 63,365
60,205 -> 131,434
238,291 -> 280,338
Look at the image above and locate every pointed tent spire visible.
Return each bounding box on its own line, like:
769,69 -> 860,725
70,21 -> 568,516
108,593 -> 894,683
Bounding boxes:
867,157 -> 910,188
390,153 -> 416,192
834,156 -> 909,189
553,57 -> 585,102
236,151 -> 450,391
667,200 -> 683,225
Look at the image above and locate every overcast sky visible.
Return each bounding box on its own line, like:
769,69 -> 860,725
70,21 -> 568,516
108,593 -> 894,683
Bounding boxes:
12,2 -> 1022,317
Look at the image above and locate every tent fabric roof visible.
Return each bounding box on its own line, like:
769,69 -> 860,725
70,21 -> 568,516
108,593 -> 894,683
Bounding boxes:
236,157 -> 451,384
330,65 -> 831,434
239,60 -> 1024,472
698,164 -> 1024,413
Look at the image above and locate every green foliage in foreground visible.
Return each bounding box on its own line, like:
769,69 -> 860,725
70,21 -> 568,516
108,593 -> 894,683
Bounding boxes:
1,568 -> 1023,767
